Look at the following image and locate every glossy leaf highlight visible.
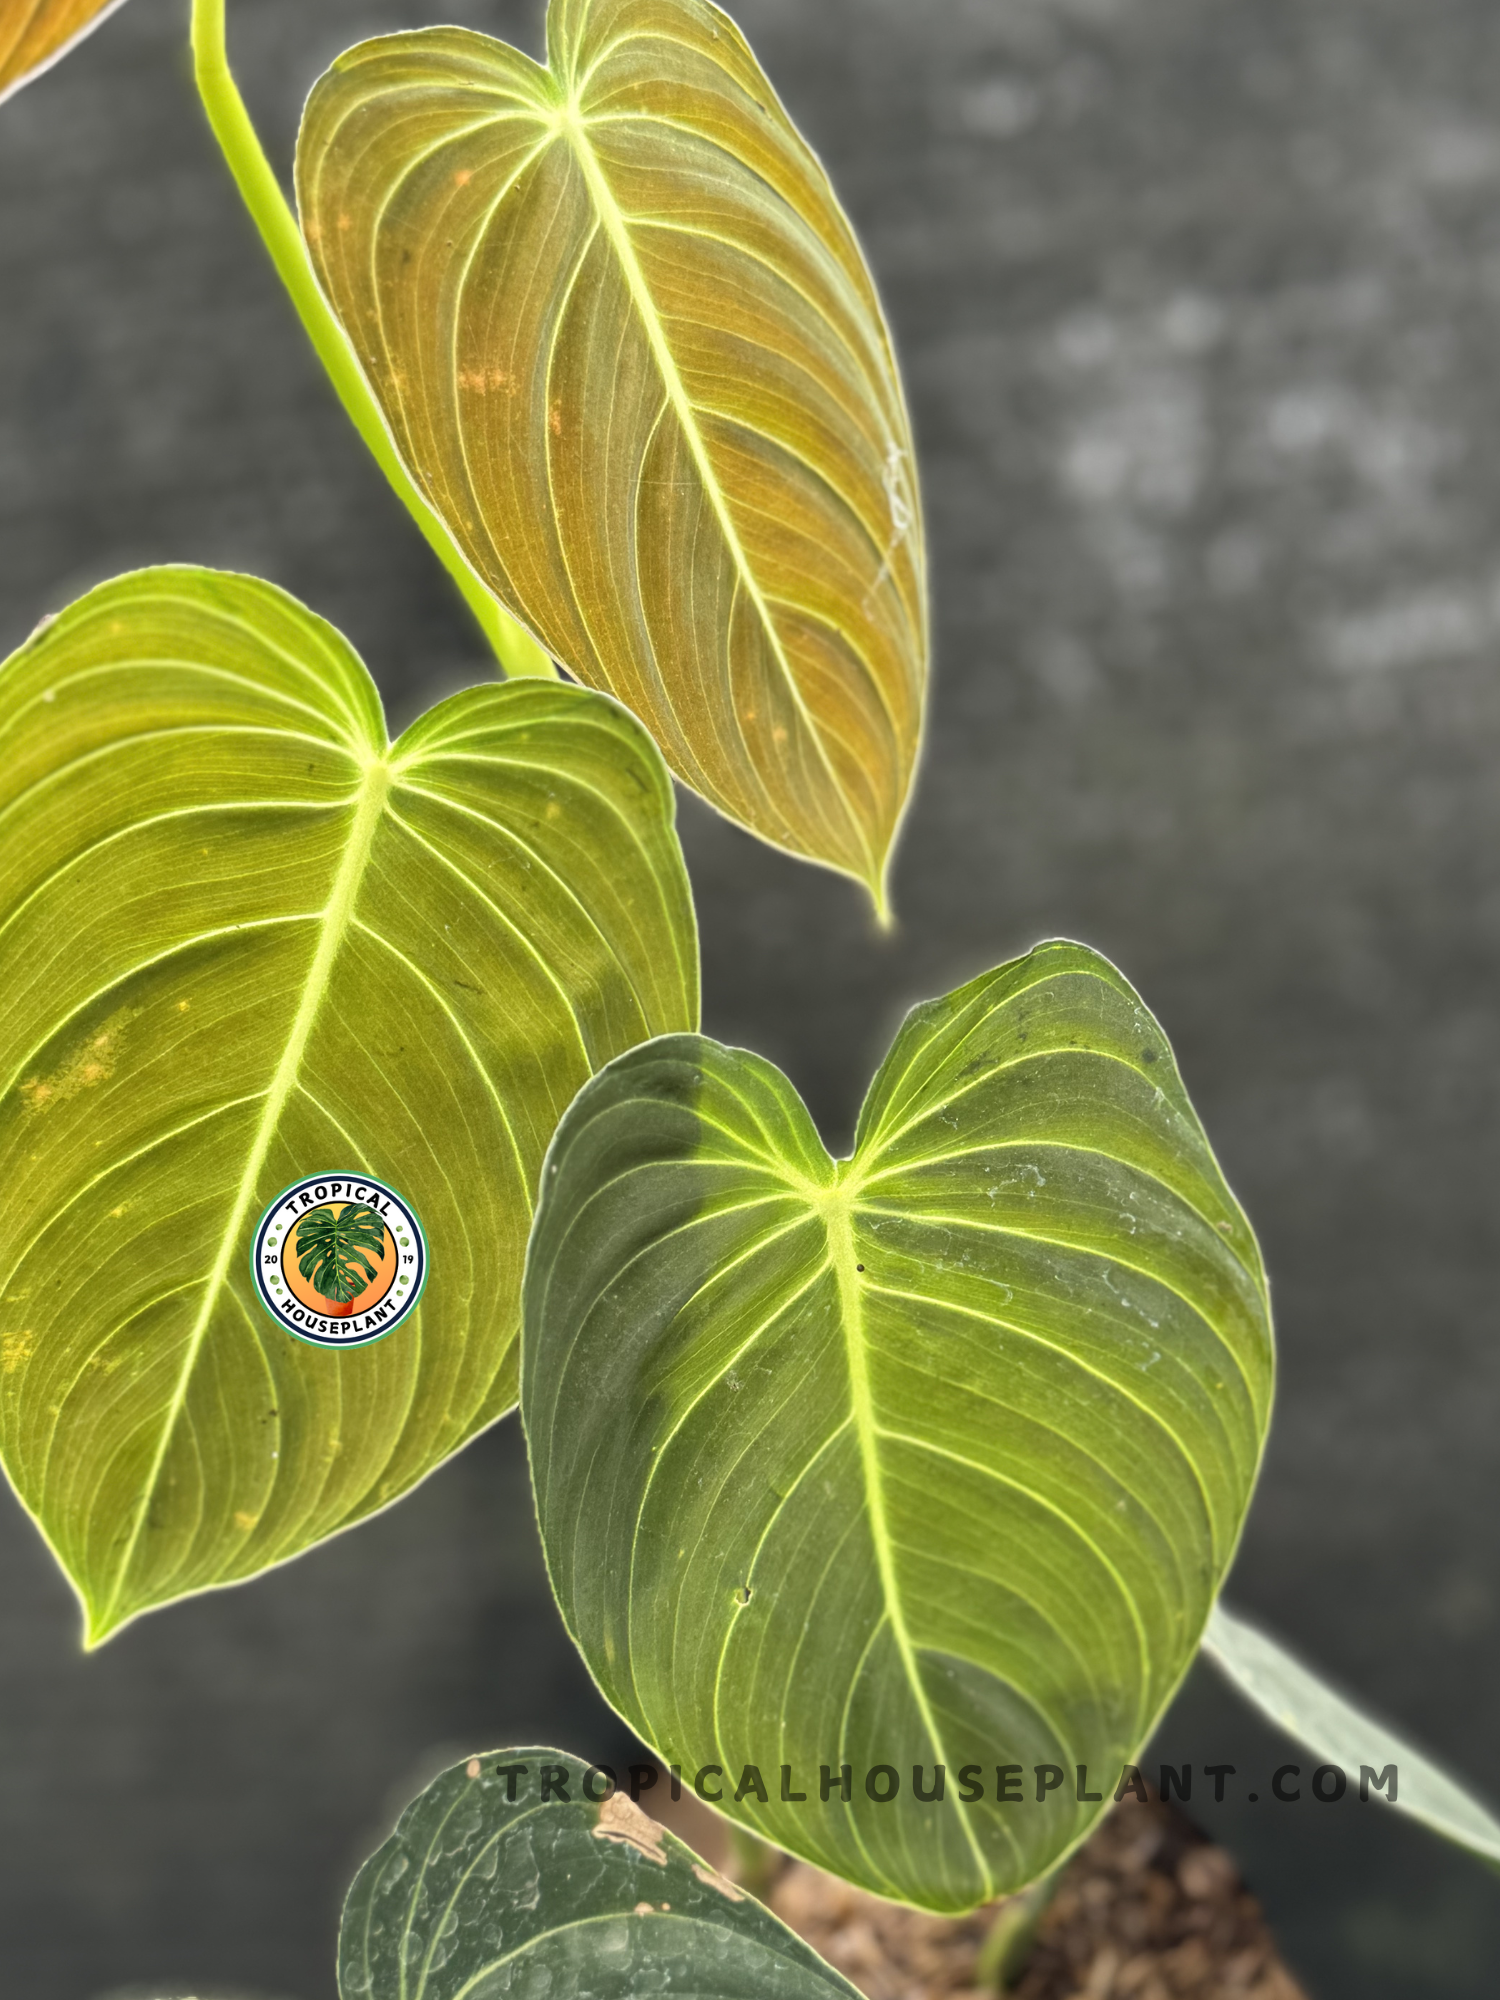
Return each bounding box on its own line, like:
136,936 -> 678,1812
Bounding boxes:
297,0 -> 926,907
524,941 -> 1274,1910
0,567 -> 697,1642
340,1747 -> 861,2000
0,0 -> 124,103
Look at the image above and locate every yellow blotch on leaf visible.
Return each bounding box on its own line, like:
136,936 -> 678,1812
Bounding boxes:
1,1331 -> 36,1375
18,1007 -> 140,1113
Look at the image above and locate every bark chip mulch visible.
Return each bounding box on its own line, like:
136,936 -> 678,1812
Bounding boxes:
757,1790 -> 1309,2000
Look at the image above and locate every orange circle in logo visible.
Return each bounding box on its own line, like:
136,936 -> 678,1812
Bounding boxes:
281,1203 -> 399,1319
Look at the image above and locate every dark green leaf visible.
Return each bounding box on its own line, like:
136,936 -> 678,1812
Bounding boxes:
523,941 -> 1274,1910
339,1747 -> 860,2000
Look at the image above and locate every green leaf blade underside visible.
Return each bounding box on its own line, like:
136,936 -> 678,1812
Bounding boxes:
0,0 -> 125,105
0,567 -> 697,1643
1205,1602 -> 1500,1869
340,1747 -> 860,2000
296,0 -> 927,906
523,942 -> 1274,1911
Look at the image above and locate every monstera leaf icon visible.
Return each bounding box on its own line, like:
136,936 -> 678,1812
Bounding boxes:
295,1204 -> 388,1314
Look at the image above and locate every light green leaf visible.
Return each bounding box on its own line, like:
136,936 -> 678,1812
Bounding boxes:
296,0 -> 926,912
340,1747 -> 861,2000
0,0 -> 126,105
523,940 -> 1274,1912
0,566 -> 697,1643
1204,1600 -> 1500,1868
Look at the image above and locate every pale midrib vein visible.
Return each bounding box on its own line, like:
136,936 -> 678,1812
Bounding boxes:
0,913 -> 319,1105
0,797 -> 346,954
861,1274 -> 1228,1556
92,758 -> 392,1631
563,114 -> 872,878
0,1091 -> 266,1300
875,1425 -> 1154,1729
823,1191 -> 994,1897
622,206 -> 898,412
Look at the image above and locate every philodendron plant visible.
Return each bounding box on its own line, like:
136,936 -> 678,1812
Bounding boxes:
2,0 -> 1498,1989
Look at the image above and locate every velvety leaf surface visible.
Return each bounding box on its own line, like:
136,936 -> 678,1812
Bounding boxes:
340,1747 -> 860,2000
524,941 -> 1274,1910
296,0 -> 926,908
1204,1601 -> 1500,1868
0,0 -> 124,104
0,567 -> 697,1642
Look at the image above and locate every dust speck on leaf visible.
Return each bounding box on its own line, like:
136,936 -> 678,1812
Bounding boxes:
592,1790 -> 668,1865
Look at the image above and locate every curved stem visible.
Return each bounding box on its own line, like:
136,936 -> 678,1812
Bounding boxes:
975,1867 -> 1063,1993
188,0 -> 555,679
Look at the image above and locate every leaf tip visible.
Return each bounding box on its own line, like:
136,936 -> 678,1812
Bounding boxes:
80,1607 -> 121,1653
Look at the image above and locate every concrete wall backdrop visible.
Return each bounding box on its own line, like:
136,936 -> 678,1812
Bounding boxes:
1,2 -> 1497,1995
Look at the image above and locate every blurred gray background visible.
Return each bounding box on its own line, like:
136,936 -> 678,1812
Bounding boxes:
3,0 -> 1499,1994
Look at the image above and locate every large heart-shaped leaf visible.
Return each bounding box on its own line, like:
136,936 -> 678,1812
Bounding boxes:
524,942 -> 1274,1911
341,1747 -> 860,2000
0,566 -> 696,1643
296,0 -> 926,910
0,0 -> 125,105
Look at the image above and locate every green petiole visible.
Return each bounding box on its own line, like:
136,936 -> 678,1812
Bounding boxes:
188,0 -> 556,679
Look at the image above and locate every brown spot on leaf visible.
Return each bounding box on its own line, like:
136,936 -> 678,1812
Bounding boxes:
593,1791 -> 669,1866
693,1861 -> 746,1902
